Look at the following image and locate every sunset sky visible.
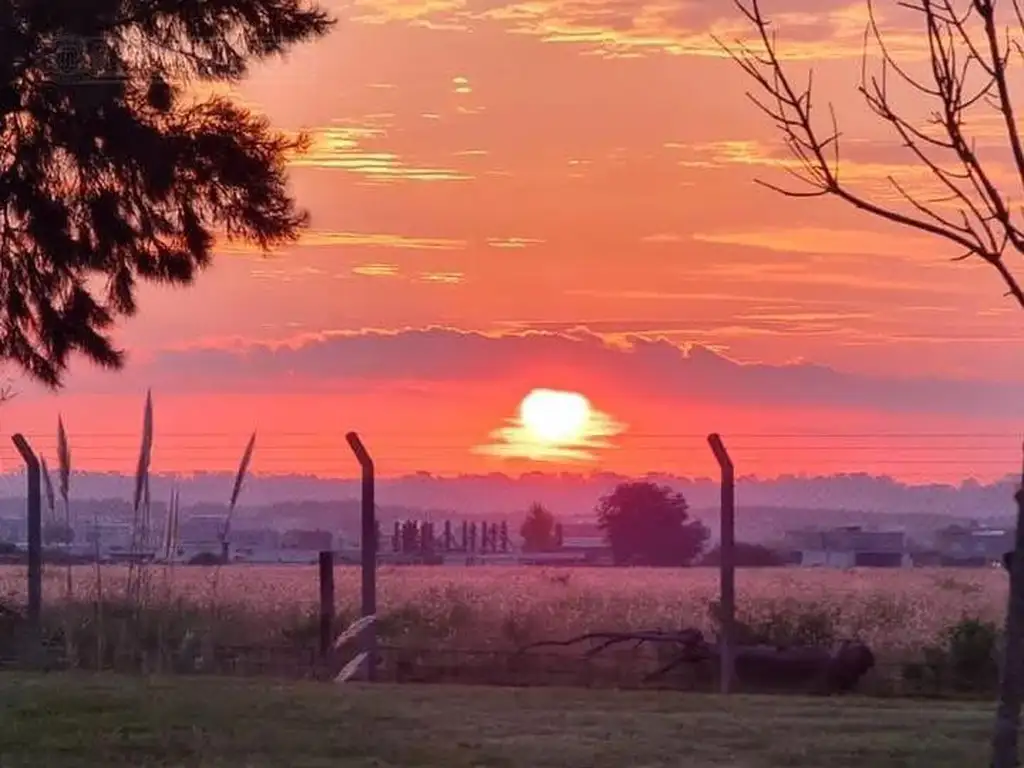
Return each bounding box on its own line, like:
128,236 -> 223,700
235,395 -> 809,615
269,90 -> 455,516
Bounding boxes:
4,0 -> 1024,482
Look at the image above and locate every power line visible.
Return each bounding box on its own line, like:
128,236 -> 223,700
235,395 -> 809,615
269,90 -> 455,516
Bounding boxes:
0,445 -> 1018,454
4,430 -> 1023,438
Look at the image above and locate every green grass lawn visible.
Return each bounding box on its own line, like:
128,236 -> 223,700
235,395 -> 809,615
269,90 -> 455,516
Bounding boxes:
0,673 -> 997,766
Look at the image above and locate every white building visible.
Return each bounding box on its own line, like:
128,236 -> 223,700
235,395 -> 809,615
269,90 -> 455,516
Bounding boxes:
784,526 -> 910,568
935,524 -> 1013,563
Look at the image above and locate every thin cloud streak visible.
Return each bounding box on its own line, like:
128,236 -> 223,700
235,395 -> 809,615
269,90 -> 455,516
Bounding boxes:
288,123 -> 472,182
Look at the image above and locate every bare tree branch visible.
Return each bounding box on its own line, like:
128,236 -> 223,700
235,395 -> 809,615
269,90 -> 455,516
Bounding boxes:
718,0 -> 1024,309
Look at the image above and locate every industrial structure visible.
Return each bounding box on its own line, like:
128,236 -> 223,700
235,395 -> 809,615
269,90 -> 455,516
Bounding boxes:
782,526 -> 910,568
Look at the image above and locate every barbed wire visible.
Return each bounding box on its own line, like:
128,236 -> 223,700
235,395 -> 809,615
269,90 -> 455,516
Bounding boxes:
0,430 -> 1019,436
0,432 -> 1020,445
0,431 -> 1016,479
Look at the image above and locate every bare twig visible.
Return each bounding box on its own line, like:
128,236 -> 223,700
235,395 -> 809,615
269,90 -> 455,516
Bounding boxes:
719,0 -> 1024,308
516,628 -> 706,657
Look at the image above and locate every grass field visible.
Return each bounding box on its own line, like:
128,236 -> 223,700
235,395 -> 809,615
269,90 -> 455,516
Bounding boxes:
0,673 -> 995,766
0,564 -> 1006,654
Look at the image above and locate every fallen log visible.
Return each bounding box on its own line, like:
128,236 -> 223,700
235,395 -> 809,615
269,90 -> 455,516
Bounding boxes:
649,639 -> 875,694
517,630 -> 874,695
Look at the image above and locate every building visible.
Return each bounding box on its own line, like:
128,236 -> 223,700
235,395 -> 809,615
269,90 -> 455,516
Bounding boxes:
178,515 -> 225,545
935,524 -> 1012,565
783,526 -> 910,568
518,534 -> 613,566
281,528 -> 333,551
226,528 -> 282,563
0,517 -> 25,544
79,521 -> 135,557
174,515 -> 225,563
231,527 -> 281,550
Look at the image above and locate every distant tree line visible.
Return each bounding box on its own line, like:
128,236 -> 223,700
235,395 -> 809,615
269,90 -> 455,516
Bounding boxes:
519,480 -> 785,567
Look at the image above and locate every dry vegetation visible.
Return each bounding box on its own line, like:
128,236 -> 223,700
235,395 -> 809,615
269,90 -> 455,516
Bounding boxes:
0,564 -> 1006,657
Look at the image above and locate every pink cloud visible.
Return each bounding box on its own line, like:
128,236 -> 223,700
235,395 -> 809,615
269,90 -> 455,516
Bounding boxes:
40,327 -> 1024,421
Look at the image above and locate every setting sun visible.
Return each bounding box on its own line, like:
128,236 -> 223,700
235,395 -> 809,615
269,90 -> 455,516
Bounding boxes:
519,388 -> 592,444
475,388 -> 627,462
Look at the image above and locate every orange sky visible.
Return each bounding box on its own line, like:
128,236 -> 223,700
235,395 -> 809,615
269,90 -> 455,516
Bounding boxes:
6,0 -> 1024,482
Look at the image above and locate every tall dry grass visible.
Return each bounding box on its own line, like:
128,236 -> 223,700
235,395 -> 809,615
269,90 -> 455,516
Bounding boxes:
209,431 -> 257,598
0,565 -> 1007,663
126,390 -> 153,604
31,393 -> 259,669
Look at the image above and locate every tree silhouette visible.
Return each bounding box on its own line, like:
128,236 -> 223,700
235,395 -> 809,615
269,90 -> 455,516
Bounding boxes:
520,502 -> 558,552
721,4 -> 1024,763
596,481 -> 709,566
0,0 -> 333,386
720,0 -> 1024,307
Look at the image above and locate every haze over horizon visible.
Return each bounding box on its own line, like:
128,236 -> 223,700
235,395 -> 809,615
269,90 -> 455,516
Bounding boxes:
2,0 -> 1022,484
0,466 -> 1017,519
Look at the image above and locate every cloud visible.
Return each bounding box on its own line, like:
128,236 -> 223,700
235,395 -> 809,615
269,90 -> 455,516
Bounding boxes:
691,226 -> 944,261
287,120 -> 471,182
352,263 -> 399,277
248,265 -> 328,282
670,139 -> 927,189
486,237 -> 544,249
341,0 -> 928,60
346,265 -> 465,282
418,271 -> 464,283
81,327 -> 1024,420
218,231 -> 467,255
667,137 -> 1022,211
347,0 -> 468,27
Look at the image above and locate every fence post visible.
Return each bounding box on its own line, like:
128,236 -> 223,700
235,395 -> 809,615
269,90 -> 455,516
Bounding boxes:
346,431 -> 377,681
11,434 -> 42,630
991,444 -> 1024,768
318,550 -> 335,662
707,433 -> 736,695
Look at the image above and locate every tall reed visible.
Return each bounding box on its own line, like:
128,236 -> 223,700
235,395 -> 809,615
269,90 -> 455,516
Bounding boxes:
223,431 -> 256,546
161,487 -> 179,563
40,454 -> 56,543
126,390 -> 153,604
210,432 -> 256,598
40,456 -> 67,587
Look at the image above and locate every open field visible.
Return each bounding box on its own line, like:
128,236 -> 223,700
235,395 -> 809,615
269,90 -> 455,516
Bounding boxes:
0,564 -> 1006,654
0,673 -> 994,766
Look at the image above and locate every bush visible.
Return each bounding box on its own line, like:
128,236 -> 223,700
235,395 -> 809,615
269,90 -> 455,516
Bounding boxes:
700,543 -> 785,567
901,617 -> 1000,695
945,617 -> 1000,689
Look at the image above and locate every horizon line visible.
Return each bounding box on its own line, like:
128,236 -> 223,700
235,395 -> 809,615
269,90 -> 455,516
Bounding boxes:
0,468 -> 1016,487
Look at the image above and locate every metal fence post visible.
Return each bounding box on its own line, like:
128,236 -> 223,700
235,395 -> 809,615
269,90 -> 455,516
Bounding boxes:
11,434 -> 42,628
318,550 -> 335,662
346,431 -> 377,681
708,433 -> 736,694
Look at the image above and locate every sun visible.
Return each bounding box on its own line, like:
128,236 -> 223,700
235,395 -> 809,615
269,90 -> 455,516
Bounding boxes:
519,388 -> 592,444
